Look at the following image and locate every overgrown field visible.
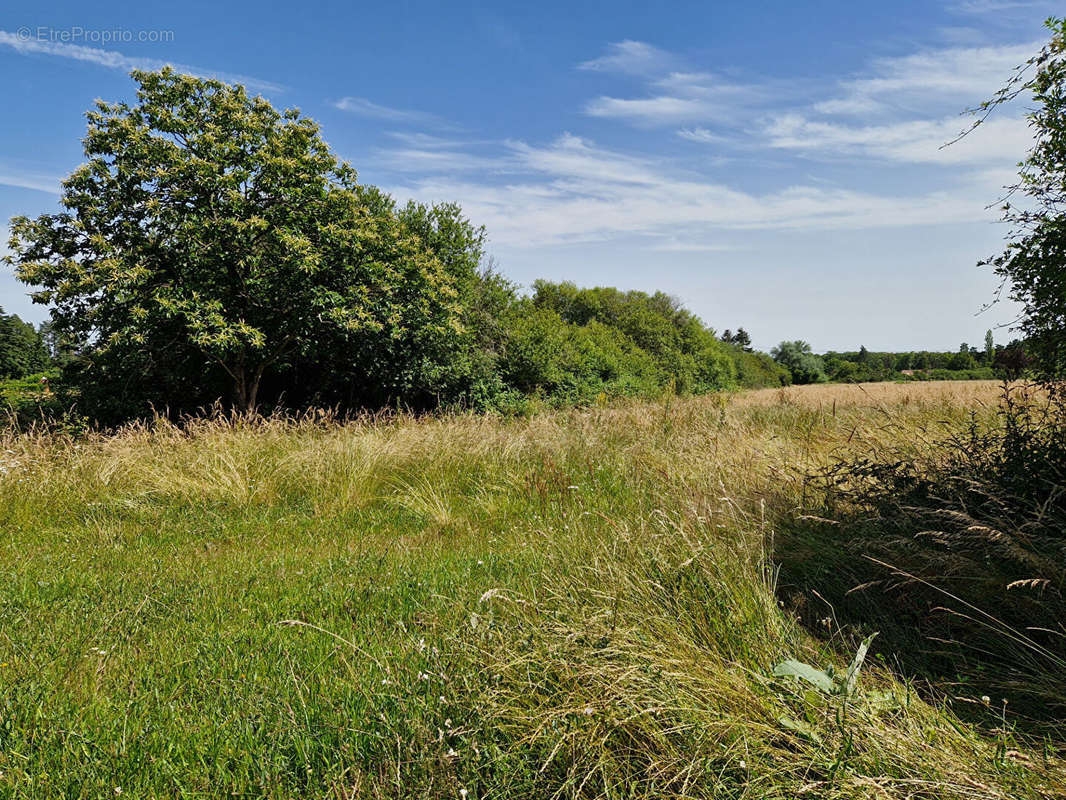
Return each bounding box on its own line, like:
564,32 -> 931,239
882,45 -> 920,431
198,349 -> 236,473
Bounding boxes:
2,380 -> 1063,799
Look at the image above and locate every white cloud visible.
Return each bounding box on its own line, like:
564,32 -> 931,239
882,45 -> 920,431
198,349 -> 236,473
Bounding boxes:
584,95 -> 724,125
385,132 -> 471,149
765,114 -> 1032,164
578,40 -> 675,75
677,127 -> 729,144
812,96 -> 884,116
0,30 -> 283,93
584,70 -> 757,126
372,134 -> 509,174
389,135 -> 1003,248
758,38 -> 1040,167
816,41 -> 1038,116
333,97 -> 445,126
0,163 -> 60,194
371,34 -> 1041,258
648,238 -> 740,253
653,71 -> 752,97
373,146 -> 507,174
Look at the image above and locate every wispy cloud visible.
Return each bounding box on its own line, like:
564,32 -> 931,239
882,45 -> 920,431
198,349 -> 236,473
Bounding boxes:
333,96 -> 447,126
584,70 -> 756,126
382,32 -> 1043,251
584,95 -> 724,125
578,40 -> 676,75
389,134 -> 1003,248
0,30 -> 283,93
384,132 -> 474,149
648,238 -> 740,253
676,127 -> 730,144
0,162 -> 60,194
373,146 -> 507,174
765,114 -> 1032,164
752,38 -> 1039,168
814,41 -> 1037,116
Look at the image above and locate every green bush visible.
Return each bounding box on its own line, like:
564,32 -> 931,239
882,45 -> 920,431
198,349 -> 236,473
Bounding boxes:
727,345 -> 791,388
527,281 -> 736,399
497,305 -> 665,406
771,341 -> 826,384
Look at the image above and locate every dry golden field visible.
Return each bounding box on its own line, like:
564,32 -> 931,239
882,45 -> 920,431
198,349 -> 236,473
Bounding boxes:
733,378 -> 1004,408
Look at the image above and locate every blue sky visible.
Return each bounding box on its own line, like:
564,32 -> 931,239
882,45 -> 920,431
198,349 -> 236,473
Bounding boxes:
0,0 -> 1058,351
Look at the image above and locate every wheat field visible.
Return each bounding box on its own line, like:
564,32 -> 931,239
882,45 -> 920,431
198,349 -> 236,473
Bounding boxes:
0,380 -> 1061,799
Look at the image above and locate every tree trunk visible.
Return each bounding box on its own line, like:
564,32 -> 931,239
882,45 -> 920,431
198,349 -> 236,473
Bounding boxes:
247,369 -> 261,413
231,361 -> 263,414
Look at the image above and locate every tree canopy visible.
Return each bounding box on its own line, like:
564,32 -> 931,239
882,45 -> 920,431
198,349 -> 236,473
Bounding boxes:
6,68 -> 466,415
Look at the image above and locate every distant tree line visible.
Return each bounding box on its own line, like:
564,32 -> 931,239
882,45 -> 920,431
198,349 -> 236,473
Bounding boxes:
763,334 -> 1030,385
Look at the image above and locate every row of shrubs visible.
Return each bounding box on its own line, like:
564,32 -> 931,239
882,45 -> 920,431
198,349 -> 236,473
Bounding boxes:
900,367 -> 999,381
0,280 -> 793,427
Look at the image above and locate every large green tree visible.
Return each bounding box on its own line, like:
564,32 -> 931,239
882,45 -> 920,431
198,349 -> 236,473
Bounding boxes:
6,68 -> 461,414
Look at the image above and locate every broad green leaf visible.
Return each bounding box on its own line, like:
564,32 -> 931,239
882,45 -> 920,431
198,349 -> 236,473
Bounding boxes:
772,659 -> 835,693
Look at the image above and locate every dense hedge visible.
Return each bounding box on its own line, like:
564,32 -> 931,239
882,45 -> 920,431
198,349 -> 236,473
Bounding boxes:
1,275 -> 752,422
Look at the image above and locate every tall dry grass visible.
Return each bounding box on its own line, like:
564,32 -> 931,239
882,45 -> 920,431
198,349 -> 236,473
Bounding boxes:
780,381 -> 1066,732
0,381 -> 1062,798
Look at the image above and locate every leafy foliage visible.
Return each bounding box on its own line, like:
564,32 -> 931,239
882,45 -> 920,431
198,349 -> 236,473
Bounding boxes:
726,344 -> 791,388
526,281 -> 736,399
0,310 -> 49,380
979,18 -> 1066,379
6,68 -> 464,418
774,634 -> 877,698
822,344 -> 1001,383
771,340 -> 827,384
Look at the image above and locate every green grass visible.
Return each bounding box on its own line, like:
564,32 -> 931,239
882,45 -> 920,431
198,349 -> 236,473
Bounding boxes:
1,382 -> 1063,798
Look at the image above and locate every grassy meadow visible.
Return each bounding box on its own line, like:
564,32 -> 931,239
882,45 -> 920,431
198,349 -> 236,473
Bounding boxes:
1,380 -> 1063,799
